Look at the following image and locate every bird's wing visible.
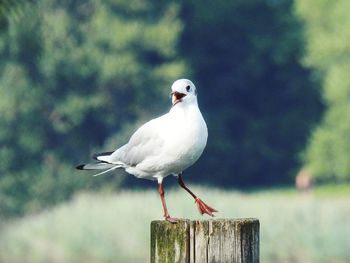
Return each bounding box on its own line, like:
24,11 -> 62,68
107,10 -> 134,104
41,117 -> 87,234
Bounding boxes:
109,115 -> 169,166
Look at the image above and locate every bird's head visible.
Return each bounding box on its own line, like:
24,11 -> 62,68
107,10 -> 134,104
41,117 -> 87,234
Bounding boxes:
170,79 -> 197,106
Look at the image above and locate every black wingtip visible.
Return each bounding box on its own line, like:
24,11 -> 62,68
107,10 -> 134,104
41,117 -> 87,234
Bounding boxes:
76,164 -> 85,170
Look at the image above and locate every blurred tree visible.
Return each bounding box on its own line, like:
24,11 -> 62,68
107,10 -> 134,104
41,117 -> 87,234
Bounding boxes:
0,0 -> 33,29
0,0 -> 328,217
180,0 -> 323,187
0,0 -> 186,216
296,0 -> 350,182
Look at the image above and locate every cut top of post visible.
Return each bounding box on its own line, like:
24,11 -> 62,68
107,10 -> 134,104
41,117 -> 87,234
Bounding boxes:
151,218 -> 260,263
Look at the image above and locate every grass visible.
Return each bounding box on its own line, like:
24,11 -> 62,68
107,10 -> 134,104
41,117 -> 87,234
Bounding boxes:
0,185 -> 349,263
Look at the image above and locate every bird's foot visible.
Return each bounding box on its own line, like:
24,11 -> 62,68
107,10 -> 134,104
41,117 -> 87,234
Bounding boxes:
195,198 -> 218,217
164,215 -> 178,224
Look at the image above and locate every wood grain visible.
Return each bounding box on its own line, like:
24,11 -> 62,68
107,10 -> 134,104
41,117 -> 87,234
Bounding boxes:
151,218 -> 259,263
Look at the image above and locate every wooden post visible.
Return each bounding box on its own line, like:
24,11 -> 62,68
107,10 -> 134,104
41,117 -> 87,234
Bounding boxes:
151,218 -> 259,263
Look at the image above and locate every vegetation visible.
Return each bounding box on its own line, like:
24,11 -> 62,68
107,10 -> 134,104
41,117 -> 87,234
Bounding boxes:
0,0 -> 186,216
296,0 -> 350,182
0,187 -> 349,263
180,0 -> 322,187
0,0 -> 326,217
1,0 -> 350,217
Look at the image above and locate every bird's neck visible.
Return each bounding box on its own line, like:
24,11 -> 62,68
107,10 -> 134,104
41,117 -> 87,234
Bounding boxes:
171,99 -> 198,111
169,100 -> 202,119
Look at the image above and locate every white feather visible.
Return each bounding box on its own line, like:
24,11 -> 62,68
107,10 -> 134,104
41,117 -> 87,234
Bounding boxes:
92,165 -> 121,177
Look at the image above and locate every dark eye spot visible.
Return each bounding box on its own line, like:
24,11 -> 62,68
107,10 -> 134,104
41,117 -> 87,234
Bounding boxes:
186,85 -> 191,92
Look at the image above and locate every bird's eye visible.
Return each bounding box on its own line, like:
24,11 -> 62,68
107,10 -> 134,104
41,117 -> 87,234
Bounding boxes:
186,85 -> 191,92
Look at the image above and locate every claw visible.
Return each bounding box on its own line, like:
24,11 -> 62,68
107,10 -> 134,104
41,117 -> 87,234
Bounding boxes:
165,216 -> 178,223
195,198 -> 218,216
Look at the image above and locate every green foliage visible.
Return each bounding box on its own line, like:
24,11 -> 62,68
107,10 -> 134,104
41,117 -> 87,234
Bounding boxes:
180,0 -> 322,186
0,0 -> 327,217
0,0 -> 34,29
296,0 -> 350,182
0,188 -> 349,263
0,0 -> 186,216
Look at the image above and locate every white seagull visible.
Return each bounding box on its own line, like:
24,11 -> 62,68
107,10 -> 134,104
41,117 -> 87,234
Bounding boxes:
76,79 -> 217,222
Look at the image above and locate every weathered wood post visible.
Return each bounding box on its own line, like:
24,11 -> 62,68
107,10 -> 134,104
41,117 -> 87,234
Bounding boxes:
151,218 -> 259,263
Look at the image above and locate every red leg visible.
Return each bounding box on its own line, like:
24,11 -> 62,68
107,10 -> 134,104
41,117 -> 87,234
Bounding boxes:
158,182 -> 178,223
177,174 -> 218,217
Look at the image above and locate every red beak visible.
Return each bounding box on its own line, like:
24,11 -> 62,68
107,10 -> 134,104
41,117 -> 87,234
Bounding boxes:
171,91 -> 186,106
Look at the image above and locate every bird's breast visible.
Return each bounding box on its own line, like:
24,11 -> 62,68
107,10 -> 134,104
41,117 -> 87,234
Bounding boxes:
162,107 -> 208,172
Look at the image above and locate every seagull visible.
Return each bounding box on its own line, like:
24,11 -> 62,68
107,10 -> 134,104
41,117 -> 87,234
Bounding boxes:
76,79 -> 217,222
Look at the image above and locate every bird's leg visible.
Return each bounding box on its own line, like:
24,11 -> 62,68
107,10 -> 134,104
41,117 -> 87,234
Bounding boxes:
177,174 -> 218,217
158,180 -> 178,223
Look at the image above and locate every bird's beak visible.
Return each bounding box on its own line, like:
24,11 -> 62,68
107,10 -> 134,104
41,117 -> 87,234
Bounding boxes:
171,91 -> 186,106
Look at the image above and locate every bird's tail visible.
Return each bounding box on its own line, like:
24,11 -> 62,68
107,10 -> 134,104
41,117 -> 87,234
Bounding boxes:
76,162 -> 122,177
76,152 -> 125,176
92,151 -> 114,163
76,152 -> 124,176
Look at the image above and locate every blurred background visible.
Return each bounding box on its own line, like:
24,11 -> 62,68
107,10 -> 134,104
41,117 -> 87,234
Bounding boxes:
0,0 -> 349,262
